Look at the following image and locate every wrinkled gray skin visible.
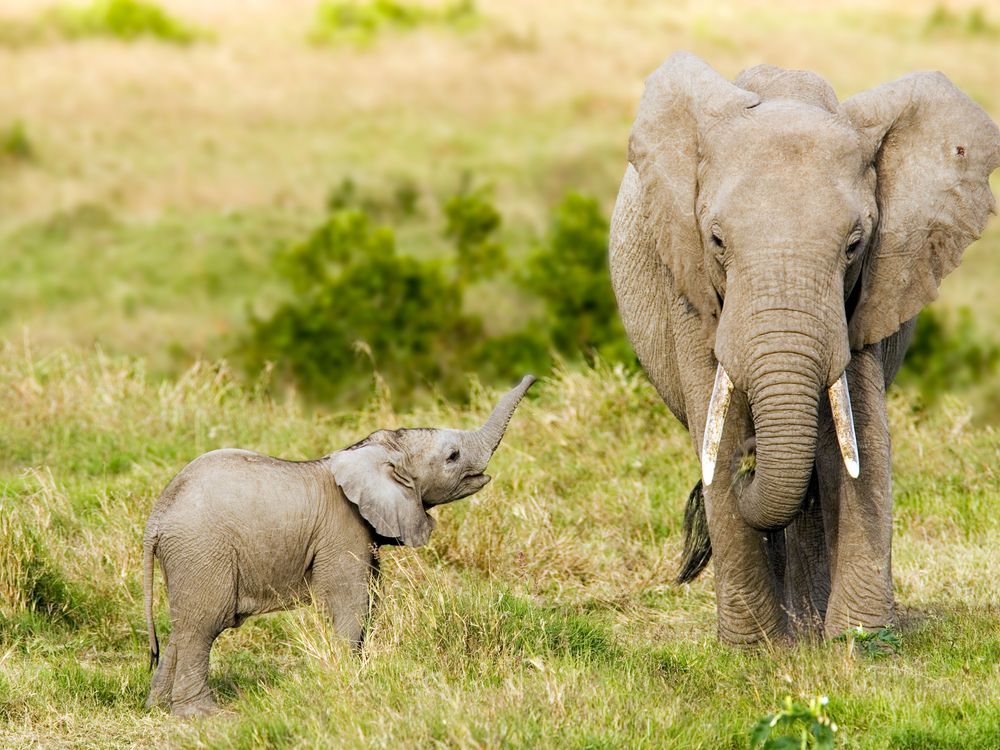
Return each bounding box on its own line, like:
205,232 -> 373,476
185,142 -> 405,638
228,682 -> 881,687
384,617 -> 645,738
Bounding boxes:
143,375 -> 535,717
610,52 -> 1000,644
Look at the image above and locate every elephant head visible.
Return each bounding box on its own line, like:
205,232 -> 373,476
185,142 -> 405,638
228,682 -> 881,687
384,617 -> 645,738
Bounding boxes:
629,53 -> 1000,530
328,375 -> 536,545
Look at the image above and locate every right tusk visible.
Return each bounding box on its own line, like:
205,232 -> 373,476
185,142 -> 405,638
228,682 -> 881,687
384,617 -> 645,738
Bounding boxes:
828,371 -> 860,479
701,364 -> 734,486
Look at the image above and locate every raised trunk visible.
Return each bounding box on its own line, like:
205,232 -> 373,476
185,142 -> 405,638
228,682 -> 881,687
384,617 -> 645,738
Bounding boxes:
471,375 -> 537,465
735,329 -> 824,531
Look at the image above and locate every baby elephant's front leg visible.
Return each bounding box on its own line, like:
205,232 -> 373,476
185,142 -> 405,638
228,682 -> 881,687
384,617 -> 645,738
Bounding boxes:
312,548 -> 377,651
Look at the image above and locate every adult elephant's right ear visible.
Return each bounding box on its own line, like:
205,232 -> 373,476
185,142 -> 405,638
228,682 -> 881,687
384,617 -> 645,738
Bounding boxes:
628,52 -> 760,329
328,445 -> 434,546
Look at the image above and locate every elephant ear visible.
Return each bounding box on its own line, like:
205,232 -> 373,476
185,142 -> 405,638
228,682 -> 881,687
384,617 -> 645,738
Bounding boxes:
841,72 -> 1000,350
328,444 -> 434,547
628,52 -> 760,328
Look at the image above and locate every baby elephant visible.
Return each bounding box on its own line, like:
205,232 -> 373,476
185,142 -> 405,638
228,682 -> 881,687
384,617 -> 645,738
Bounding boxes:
143,375 -> 535,717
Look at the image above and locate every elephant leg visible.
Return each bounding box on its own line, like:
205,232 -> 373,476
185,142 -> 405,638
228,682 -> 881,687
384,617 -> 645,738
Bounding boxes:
312,548 -> 377,651
146,638 -> 178,709
782,472 -> 831,636
704,397 -> 788,644
170,628 -> 219,717
817,347 -> 894,635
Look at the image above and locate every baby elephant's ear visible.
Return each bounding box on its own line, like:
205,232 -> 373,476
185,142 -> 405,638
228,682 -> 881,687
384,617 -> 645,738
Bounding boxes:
328,445 -> 434,547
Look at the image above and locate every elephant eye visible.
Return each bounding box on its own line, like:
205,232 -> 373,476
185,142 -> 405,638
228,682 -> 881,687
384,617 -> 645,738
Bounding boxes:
710,225 -> 726,250
447,449 -> 460,462
846,229 -> 864,262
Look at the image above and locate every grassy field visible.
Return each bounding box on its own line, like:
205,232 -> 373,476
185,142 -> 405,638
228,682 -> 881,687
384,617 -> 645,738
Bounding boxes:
1,0 -> 999,747
1,350 -> 998,748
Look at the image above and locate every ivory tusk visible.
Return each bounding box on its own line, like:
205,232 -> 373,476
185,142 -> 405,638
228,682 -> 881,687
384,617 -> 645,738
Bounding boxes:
701,364 -> 734,486
828,372 -> 860,479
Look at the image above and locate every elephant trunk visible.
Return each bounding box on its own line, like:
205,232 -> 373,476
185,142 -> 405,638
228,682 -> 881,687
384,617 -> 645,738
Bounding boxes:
736,329 -> 824,530
471,375 -> 537,466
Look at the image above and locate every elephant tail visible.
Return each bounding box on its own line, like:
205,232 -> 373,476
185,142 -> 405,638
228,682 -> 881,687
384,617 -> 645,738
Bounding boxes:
143,531 -> 159,670
676,480 -> 712,584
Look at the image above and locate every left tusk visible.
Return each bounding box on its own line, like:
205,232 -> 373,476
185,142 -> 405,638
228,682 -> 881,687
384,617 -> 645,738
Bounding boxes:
828,372 -> 860,479
701,364 -> 735,486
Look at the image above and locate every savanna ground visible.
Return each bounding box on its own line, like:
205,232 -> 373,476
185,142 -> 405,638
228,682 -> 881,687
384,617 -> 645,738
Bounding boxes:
0,0 -> 998,747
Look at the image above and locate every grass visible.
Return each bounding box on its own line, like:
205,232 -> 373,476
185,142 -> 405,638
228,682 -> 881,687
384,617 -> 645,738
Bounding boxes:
0,347 -> 998,747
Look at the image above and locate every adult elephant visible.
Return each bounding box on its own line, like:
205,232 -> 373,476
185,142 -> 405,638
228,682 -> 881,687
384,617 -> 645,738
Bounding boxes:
610,52 -> 1000,644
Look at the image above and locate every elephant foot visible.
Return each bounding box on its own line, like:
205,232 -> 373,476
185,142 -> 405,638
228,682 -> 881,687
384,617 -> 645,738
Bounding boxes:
145,690 -> 171,711
171,694 -> 219,718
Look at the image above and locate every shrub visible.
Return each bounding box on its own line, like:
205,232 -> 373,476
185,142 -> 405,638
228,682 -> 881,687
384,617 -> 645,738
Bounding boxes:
897,306 -> 1000,405
0,120 -> 34,162
522,193 -> 630,362
48,0 -> 206,44
310,0 -> 477,46
443,182 -> 506,282
243,210 -> 486,405
239,186 -> 635,405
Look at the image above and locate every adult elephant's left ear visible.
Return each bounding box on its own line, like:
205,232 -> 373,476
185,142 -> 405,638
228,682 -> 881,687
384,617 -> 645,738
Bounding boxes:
841,72 -> 1000,350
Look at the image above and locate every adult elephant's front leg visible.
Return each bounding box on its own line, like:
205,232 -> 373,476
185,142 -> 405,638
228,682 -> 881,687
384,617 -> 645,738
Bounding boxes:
817,347 -> 894,635
702,394 -> 789,644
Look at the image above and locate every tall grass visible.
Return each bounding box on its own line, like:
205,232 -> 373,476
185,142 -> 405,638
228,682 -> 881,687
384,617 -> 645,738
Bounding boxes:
1,342 -> 998,747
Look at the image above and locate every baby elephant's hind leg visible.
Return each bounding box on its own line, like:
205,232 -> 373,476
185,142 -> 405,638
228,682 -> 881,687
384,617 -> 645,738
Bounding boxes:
146,640 -> 178,709
170,627 -> 221,717
313,550 -> 377,651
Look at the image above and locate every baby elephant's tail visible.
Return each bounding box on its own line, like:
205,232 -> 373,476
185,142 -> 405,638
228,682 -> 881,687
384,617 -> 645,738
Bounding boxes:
676,480 -> 712,584
143,532 -> 159,670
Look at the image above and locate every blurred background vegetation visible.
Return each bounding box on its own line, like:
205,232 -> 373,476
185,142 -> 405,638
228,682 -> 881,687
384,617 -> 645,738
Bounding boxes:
1,0 -> 998,417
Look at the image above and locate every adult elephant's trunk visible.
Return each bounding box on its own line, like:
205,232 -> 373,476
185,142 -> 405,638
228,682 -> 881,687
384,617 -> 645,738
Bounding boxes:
738,330 -> 824,530
470,375 -> 537,467
706,300 -> 855,531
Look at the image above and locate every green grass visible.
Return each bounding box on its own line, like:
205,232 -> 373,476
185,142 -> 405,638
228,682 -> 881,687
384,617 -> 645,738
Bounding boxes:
0,348 -> 998,747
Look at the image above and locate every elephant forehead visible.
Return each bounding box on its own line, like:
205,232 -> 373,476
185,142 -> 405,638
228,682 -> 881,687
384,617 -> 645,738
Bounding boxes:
708,101 -> 864,173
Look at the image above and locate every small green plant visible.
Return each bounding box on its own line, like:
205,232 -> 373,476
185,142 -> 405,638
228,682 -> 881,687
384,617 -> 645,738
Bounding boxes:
326,175 -> 422,220
310,0 -> 477,45
924,4 -> 997,37
48,0 -> 206,44
1,120 -> 35,162
749,695 -> 839,749
836,625 -> 902,659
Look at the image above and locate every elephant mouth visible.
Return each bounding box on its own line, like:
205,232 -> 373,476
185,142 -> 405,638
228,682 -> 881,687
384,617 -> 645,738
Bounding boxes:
424,473 -> 491,507
700,364 -> 860,486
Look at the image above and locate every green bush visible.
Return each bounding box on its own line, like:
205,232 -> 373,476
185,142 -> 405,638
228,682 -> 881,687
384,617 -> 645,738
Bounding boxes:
522,193 -> 630,362
443,183 -> 506,282
240,186 -> 640,405
749,695 -> 839,749
310,0 -> 477,45
49,0 -> 206,44
243,210 -> 488,404
897,306 -> 1000,405
0,120 -> 34,162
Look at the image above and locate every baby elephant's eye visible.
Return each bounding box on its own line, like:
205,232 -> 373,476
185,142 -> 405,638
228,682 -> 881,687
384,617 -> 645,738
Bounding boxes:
447,450 -> 460,462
